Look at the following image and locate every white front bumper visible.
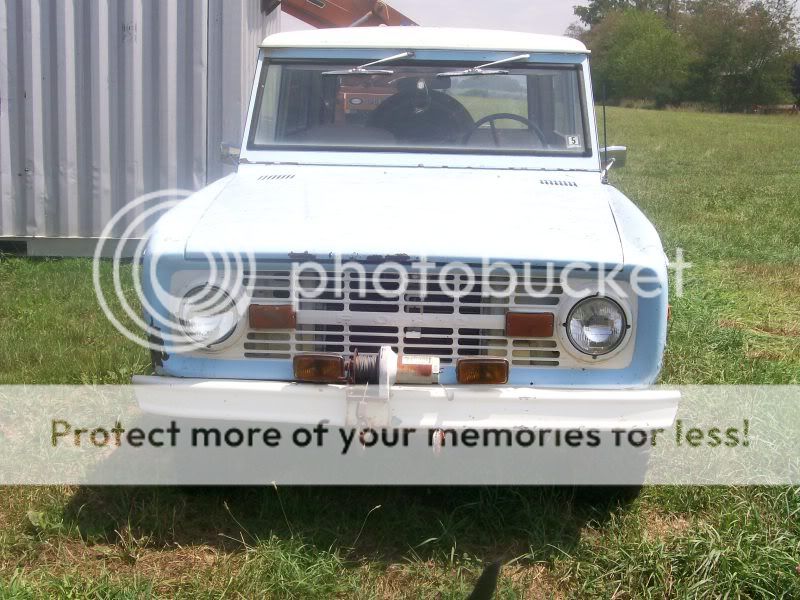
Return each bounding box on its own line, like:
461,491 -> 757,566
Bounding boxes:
132,376 -> 679,430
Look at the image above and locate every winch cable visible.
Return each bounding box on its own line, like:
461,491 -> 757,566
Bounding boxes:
349,352 -> 380,384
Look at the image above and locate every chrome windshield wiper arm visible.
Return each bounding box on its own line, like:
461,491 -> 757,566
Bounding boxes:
437,53 -> 531,77
322,51 -> 415,76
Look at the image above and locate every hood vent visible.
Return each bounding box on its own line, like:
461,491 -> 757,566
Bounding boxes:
540,179 -> 578,187
258,174 -> 295,181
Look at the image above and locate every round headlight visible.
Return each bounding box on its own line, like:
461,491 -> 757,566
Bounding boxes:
178,286 -> 240,348
566,297 -> 627,356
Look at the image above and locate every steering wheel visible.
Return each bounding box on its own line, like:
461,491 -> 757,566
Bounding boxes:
463,113 -> 548,148
368,89 -> 474,145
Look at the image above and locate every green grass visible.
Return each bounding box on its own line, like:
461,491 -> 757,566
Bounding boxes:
0,259 -> 149,385
1,107 -> 800,597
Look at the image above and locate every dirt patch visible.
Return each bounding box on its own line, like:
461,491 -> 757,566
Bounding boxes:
718,319 -> 744,330
751,324 -> 800,338
718,319 -> 800,338
732,264 -> 800,294
368,562 -> 461,598
368,561 -> 563,599
504,563 -> 564,600
640,510 -> 692,542
367,562 -> 457,598
5,538 -> 235,592
745,348 -> 792,361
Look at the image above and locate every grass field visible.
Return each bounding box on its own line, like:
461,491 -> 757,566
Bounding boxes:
1,107 -> 799,597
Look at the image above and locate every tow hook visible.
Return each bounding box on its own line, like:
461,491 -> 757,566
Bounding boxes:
431,429 -> 446,454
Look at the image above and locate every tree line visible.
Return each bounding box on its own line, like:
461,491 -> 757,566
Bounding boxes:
567,0 -> 800,110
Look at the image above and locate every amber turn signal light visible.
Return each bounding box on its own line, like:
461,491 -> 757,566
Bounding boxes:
506,312 -> 554,338
249,304 -> 296,330
456,359 -> 509,385
293,354 -> 345,383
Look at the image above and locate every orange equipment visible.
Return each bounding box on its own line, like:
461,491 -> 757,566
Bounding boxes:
264,0 -> 417,28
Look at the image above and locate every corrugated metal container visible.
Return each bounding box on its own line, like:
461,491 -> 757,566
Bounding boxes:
0,0 -> 279,252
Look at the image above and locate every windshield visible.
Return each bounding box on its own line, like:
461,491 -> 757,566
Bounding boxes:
248,60 -> 589,156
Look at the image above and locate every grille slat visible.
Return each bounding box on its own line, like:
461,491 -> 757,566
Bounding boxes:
241,264 -> 564,367
243,324 -> 565,365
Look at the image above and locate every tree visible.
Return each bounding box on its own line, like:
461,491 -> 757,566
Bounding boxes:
574,0 -> 800,110
575,0 -> 686,27
792,63 -> 800,103
583,11 -> 690,106
683,0 -> 799,110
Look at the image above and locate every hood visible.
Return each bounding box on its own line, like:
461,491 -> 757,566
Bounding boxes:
184,165 -> 623,264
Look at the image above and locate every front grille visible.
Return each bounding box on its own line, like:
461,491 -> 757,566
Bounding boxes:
241,264 -> 564,366
243,325 -> 561,366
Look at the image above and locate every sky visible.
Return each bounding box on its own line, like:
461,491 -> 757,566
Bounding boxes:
282,1 -> 589,36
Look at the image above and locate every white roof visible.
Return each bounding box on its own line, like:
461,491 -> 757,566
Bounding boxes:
260,27 -> 588,54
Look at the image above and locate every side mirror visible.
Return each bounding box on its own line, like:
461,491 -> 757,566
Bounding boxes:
600,145 -> 627,169
220,143 -> 241,165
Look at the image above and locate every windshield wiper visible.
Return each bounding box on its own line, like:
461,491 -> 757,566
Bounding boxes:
436,53 -> 531,77
321,51 -> 415,76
